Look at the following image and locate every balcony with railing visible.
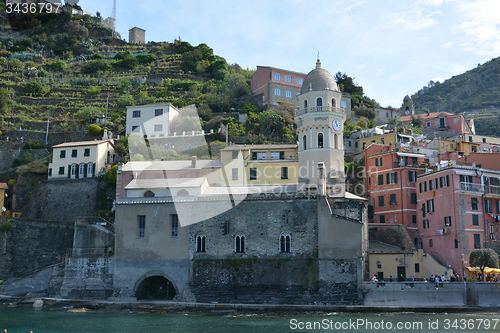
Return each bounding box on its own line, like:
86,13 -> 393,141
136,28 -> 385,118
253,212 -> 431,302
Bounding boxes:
485,185 -> 500,196
296,106 -> 345,116
460,182 -> 484,193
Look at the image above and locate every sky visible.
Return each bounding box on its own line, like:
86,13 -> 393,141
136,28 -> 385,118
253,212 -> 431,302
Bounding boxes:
72,0 -> 500,108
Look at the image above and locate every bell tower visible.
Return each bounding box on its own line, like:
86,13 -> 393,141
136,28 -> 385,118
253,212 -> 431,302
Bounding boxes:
296,60 -> 347,196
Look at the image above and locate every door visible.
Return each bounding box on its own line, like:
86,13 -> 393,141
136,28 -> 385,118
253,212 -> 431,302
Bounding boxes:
397,266 -> 406,281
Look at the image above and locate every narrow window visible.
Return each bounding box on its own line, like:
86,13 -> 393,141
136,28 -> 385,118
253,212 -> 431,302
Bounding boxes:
472,214 -> 479,226
412,215 -> 417,224
232,151 -> 238,159
380,215 -> 385,223
235,235 -> 245,253
455,239 -> 459,248
471,197 -> 478,211
58,166 -> 65,175
303,100 -> 308,109
303,135 -> 307,150
489,224 -> 495,240
232,168 -> 238,181
429,239 -> 433,247
71,149 -> 77,157
415,263 -> 420,273
60,150 -> 66,158
171,214 -> 179,237
390,193 -> 396,205
317,133 -> 324,148
281,167 -> 288,180
411,193 -> 417,204
379,195 -> 384,207
84,148 -> 90,157
250,168 -> 257,180
378,174 -> 383,185
474,234 -> 481,248
280,234 -> 291,253
138,215 -> 145,238
196,235 -> 206,252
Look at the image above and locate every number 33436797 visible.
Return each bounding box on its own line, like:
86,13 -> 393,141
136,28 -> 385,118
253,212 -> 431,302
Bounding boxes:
6,2 -> 61,14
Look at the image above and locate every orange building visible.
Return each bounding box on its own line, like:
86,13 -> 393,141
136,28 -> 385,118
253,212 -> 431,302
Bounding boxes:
365,143 -> 427,241
400,112 -> 473,135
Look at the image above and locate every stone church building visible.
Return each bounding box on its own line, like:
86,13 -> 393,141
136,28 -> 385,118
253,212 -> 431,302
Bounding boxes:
110,61 -> 369,304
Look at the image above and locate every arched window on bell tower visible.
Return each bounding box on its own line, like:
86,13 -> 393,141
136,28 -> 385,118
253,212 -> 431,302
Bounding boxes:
334,134 -> 339,149
331,98 -> 336,107
316,97 -> 323,111
317,133 -> 324,148
303,134 -> 307,150
303,100 -> 308,109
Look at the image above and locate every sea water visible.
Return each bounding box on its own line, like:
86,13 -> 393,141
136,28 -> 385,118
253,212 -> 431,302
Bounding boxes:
1,306 -> 500,333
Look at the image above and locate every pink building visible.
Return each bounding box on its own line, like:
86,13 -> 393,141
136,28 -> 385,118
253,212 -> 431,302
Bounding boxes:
365,143 -> 426,241
416,164 -> 500,276
400,112 -> 473,135
250,66 -> 306,107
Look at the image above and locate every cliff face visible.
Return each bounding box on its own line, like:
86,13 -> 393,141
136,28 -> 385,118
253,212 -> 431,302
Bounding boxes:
22,178 -> 100,222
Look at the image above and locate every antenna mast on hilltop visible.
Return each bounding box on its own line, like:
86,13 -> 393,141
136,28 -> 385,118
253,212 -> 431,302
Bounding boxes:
111,0 -> 117,20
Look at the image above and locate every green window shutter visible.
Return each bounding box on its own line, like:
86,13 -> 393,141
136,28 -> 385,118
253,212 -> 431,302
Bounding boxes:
83,164 -> 87,177
379,196 -> 384,207
439,177 -> 443,188
411,193 -> 417,204
473,214 -> 479,225
422,203 -> 426,217
386,173 -> 390,184
394,172 -> 398,184
390,193 -> 396,205
412,215 -> 417,224
460,175 -> 464,183
471,198 -> 478,210
279,151 -> 284,159
252,152 -> 257,160
426,200 -> 430,213
68,165 -> 71,178
92,164 -> 96,177
446,175 -> 449,186
75,165 -> 79,179
380,215 -> 385,223
497,200 -> 500,214
419,182 -> 422,193
378,175 -> 383,185
379,157 -> 383,166
376,158 -> 379,167
424,182 -> 427,192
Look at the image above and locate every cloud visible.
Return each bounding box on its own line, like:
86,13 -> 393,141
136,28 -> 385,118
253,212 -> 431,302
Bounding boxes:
342,1 -> 364,13
442,41 -> 454,49
385,6 -> 440,32
453,0 -> 500,57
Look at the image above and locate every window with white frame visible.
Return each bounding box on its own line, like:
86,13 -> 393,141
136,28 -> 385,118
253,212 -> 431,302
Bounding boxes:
284,75 -> 292,83
273,73 -> 282,81
154,124 -> 163,132
486,199 -> 493,214
133,110 -> 141,118
445,216 -> 452,226
155,109 -> 163,116
296,77 -> 304,85
235,234 -> 245,253
340,101 -> 347,108
285,90 -> 293,98
490,224 -> 495,240
274,88 -> 281,96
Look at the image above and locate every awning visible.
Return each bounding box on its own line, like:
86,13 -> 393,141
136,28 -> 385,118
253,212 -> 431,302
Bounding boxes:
466,267 -> 500,273
396,152 -> 425,158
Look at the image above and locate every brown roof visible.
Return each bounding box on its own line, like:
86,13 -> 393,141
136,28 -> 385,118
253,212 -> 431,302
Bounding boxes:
400,112 -> 454,123
0,182 -> 7,189
53,139 -> 114,149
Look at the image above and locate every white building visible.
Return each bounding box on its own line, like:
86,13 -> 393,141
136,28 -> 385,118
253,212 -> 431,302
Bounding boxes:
125,103 -> 180,137
48,140 -> 115,180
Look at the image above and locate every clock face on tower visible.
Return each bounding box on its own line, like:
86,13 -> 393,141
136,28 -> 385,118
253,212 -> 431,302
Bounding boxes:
332,119 -> 341,131
405,110 -> 410,115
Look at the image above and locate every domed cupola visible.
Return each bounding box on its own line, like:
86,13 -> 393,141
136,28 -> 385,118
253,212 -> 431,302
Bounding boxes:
300,59 -> 339,94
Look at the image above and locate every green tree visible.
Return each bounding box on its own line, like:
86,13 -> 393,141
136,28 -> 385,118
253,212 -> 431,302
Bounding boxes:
88,124 -> 103,136
0,88 -> 8,115
470,248 -> 499,280
259,110 -> 285,136
410,115 -> 424,127
47,59 -> 67,71
7,58 -> 22,71
354,105 -> 376,120
131,153 -> 145,161
82,59 -> 111,73
23,81 -> 50,96
136,53 -> 157,64
117,94 -> 135,107
76,106 -> 102,120
335,72 -> 363,95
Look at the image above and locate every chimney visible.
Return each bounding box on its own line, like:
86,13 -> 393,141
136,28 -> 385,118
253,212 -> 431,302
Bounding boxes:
191,156 -> 197,168
317,162 -> 326,197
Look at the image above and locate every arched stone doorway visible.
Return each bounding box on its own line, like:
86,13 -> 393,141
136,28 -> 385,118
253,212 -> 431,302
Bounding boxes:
135,272 -> 177,300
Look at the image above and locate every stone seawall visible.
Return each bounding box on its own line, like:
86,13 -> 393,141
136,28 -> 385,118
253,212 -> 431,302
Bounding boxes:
190,259 -> 360,305
60,257 -> 114,299
0,219 -> 74,279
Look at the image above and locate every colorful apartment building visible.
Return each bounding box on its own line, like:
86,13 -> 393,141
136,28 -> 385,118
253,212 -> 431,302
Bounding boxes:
365,143 -> 426,240
251,66 -> 306,107
416,164 -> 500,276
220,144 -> 298,186
399,112 -> 473,135
345,130 -> 415,159
48,140 -> 115,180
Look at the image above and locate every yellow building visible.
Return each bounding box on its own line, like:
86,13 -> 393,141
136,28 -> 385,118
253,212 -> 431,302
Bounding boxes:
220,144 -> 298,186
346,132 -> 414,154
0,182 -> 7,220
369,240 -> 453,281
48,140 -> 115,180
